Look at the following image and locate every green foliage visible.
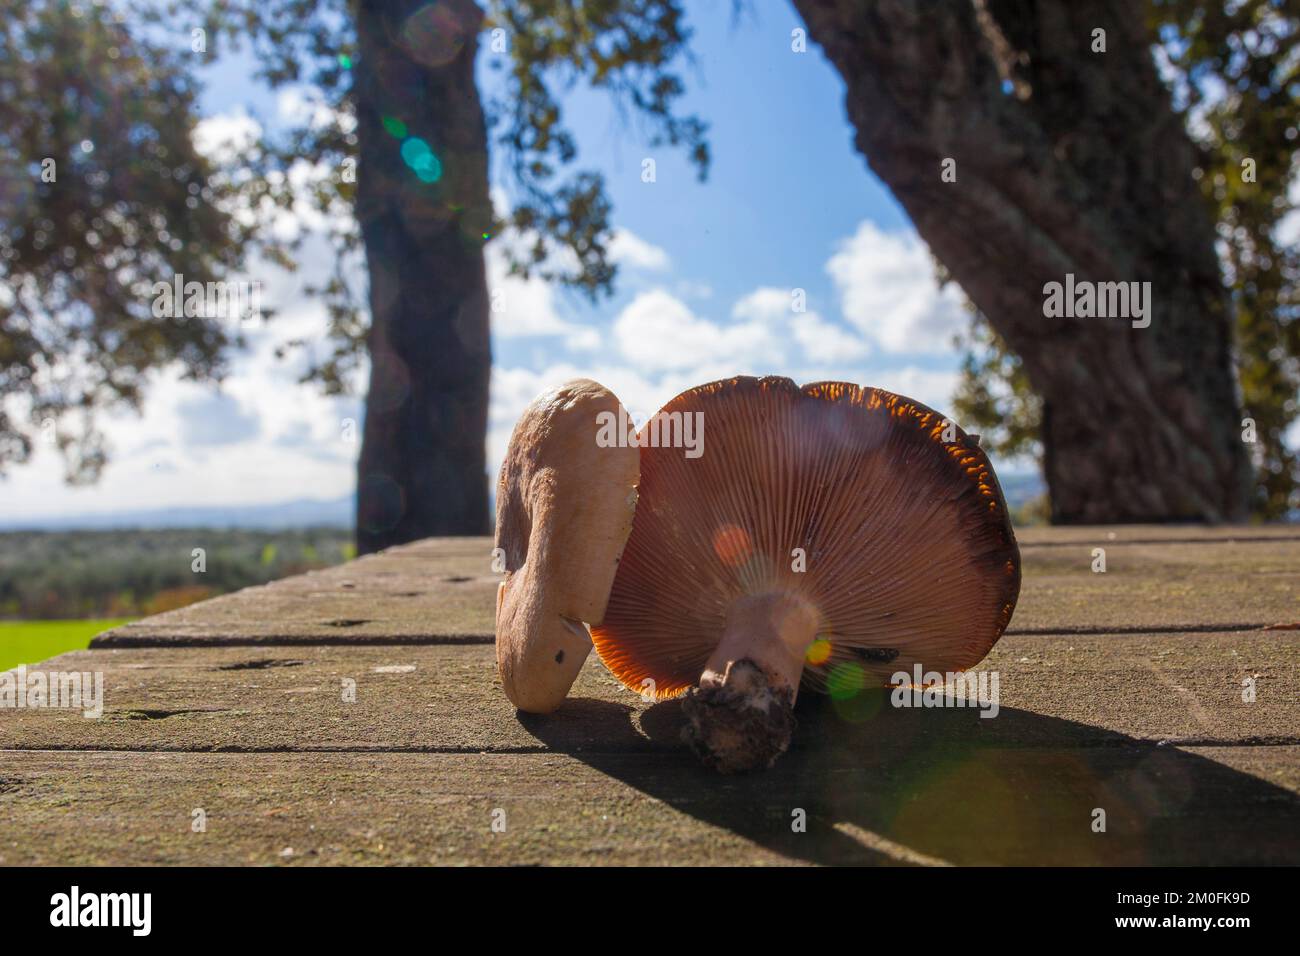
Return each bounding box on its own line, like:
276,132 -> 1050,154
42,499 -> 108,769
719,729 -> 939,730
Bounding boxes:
159,0 -> 709,392
484,0 -> 709,297
1,0 -> 711,473
1009,493 -> 1051,528
951,312 -> 1042,464
1151,0 -> 1299,518
0,0 -> 255,482
0,528 -> 352,619
957,0 -> 1299,518
152,0 -> 365,393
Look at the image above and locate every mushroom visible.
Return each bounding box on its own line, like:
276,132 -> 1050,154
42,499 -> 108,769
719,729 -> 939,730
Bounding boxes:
494,379 -> 640,713
591,376 -> 1020,772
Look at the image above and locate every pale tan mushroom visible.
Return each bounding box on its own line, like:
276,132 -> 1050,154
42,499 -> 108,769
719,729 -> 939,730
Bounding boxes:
494,379 -> 640,713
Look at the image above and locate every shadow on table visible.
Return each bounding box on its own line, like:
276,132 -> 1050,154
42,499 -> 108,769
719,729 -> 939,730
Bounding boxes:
521,692 -> 1300,865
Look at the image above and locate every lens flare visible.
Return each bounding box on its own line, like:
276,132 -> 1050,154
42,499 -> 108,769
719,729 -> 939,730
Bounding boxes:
399,137 -> 442,183
805,637 -> 832,665
399,1 -> 473,67
712,523 -> 751,566
827,661 -> 865,701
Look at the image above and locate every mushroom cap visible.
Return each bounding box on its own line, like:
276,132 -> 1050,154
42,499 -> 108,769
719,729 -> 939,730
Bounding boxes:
495,378 -> 640,713
591,376 -> 1020,699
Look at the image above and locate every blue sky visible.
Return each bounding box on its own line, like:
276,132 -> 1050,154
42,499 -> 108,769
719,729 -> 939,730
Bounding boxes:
196,3 -> 915,323
2,2 -> 988,521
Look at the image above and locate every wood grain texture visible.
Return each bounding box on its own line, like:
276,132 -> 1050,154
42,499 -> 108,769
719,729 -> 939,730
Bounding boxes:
3,526 -> 1297,865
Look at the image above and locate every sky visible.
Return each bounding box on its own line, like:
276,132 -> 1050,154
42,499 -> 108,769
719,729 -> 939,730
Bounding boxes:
0,2 -> 1087,521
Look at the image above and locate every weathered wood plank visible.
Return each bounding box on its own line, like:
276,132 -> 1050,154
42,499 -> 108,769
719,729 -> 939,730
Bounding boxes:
1,747 -> 1296,865
1015,524 -> 1300,545
93,542 -> 499,646
6,527 -> 1298,868
1010,538 -> 1299,633
90,533 -> 1299,648
5,633 -> 1296,752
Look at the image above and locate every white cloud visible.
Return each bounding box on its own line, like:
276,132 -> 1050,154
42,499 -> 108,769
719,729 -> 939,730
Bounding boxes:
277,87 -> 356,135
0,355 -> 359,521
612,284 -> 877,375
177,391 -> 260,447
481,193 -> 605,350
613,289 -> 779,371
193,108 -> 352,243
609,228 -> 670,271
732,285 -> 870,363
675,279 -> 713,300
8,106 -> 990,525
1275,176 -> 1300,248
826,221 -> 966,353
730,286 -> 795,323
192,110 -> 262,166
791,313 -> 871,363
485,243 -> 601,351
0,223 -> 364,521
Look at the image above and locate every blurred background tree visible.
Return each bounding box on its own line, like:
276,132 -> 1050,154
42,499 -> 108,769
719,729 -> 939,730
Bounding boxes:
793,0 -> 1296,524
948,0 -> 1298,520
1,0 -> 707,551
2,0 -> 1295,540
157,0 -> 708,552
1153,0 -> 1297,518
0,0 -> 256,485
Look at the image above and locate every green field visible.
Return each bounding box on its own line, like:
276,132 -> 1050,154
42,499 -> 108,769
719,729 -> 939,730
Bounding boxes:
0,528 -> 353,620
0,619 -> 132,671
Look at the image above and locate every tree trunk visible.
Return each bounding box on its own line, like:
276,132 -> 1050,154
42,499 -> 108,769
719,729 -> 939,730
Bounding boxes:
352,0 -> 492,552
792,0 -> 1253,523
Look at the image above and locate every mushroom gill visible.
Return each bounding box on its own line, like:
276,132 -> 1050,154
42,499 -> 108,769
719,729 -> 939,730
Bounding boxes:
590,375 -> 1020,772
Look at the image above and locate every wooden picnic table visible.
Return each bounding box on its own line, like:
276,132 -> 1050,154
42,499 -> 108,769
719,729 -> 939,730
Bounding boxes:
1,525 -> 1297,865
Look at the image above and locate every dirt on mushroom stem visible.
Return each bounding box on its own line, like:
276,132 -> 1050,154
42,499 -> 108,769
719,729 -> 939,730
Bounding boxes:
681,591 -> 819,773
683,660 -> 798,773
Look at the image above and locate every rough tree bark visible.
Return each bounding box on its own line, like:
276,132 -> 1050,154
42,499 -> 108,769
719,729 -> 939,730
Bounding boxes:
792,0 -> 1253,523
353,0 -> 493,552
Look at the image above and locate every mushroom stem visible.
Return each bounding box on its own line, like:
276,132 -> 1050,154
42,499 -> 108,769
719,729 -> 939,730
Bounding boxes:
682,592 -> 818,773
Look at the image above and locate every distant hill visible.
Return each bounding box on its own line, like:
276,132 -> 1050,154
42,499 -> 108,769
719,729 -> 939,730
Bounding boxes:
996,471 -> 1047,510
0,495 -> 355,531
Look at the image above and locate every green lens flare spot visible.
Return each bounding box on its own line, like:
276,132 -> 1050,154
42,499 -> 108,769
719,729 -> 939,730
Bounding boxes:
338,54 -> 352,69
382,116 -> 408,139
826,661 -> 865,701
400,137 -> 442,183
831,685 -> 883,723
